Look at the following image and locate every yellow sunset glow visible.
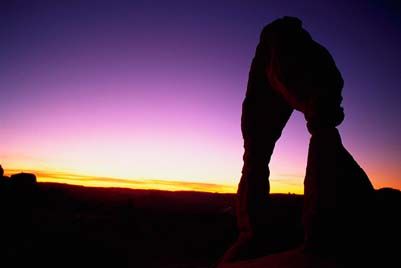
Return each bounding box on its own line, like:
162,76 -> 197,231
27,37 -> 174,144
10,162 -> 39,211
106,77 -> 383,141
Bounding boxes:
3,168 -> 304,194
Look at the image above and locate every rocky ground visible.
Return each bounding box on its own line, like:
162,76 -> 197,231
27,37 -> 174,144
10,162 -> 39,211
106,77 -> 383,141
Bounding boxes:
0,180 -> 399,267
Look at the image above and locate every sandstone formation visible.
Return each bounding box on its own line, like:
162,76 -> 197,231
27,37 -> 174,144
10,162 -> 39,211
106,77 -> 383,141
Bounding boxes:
219,16 -> 375,267
10,172 -> 37,186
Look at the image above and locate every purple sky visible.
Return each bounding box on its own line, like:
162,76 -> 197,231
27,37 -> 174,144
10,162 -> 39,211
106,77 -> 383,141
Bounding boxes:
1,0 -> 400,192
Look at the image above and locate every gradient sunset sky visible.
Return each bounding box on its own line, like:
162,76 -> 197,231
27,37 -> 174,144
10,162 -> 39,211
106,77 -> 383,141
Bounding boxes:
1,0 -> 400,193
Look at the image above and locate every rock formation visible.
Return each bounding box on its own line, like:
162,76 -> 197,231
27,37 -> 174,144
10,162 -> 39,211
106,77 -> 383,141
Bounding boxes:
10,172 -> 37,186
0,165 -> 10,183
219,16 -> 375,266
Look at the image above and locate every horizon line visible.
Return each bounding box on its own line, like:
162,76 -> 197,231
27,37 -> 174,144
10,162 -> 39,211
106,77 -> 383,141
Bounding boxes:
4,168 -> 238,193
3,168 -> 305,194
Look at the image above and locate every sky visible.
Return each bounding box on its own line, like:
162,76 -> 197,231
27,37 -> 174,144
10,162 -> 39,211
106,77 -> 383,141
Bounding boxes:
1,0 -> 400,193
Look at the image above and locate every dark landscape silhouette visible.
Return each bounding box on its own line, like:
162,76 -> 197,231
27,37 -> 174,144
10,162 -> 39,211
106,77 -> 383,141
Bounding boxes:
0,169 -> 400,267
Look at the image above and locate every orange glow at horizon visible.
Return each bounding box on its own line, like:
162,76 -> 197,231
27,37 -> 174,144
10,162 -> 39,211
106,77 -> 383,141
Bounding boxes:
5,168 -> 237,193
3,168 -> 305,194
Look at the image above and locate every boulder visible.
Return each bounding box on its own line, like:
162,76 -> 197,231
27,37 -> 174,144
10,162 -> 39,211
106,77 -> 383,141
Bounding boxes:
10,173 -> 37,186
